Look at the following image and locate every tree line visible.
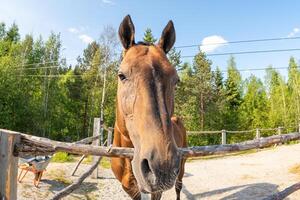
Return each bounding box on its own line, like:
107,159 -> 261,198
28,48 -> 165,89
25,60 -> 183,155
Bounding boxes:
0,23 -> 299,145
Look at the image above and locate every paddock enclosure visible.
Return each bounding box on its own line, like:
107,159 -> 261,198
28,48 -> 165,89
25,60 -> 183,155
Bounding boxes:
1,120 -> 300,199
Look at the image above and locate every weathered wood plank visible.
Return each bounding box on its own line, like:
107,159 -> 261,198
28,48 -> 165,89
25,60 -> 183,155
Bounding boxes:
221,130 -> 226,145
92,118 -> 100,179
74,134 -> 100,145
0,129 -> 20,200
107,130 -> 112,146
71,155 -> 86,176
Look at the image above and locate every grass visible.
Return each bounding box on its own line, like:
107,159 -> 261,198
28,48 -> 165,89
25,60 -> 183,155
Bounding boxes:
289,163 -> 300,177
82,156 -> 111,169
100,157 -> 111,169
51,152 -> 74,163
240,174 -> 255,180
286,140 -> 299,145
82,155 -> 93,164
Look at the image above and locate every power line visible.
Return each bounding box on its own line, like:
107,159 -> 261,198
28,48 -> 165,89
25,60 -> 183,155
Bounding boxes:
182,48 -> 300,58
6,36 -> 300,68
17,65 -> 299,78
175,36 -> 300,49
13,47 -> 300,69
7,58 -> 77,69
18,74 -> 95,78
5,36 -> 300,68
219,65 -> 299,73
14,65 -> 61,70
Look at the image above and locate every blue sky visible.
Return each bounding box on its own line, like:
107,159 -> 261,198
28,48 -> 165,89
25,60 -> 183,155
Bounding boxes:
1,0 -> 300,79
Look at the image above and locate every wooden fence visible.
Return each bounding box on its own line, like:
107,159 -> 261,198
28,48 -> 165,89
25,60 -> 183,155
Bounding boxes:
187,124 -> 300,145
1,124 -> 300,199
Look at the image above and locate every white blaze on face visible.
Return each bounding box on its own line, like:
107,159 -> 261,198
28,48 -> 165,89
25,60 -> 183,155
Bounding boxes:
200,35 -> 228,53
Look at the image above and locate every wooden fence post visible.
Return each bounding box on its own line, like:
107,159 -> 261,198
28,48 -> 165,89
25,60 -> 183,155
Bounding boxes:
298,123 -> 300,133
92,118 -> 100,179
107,129 -> 112,147
278,127 -> 283,135
0,130 -> 20,200
221,130 -> 226,145
100,119 -> 104,146
256,128 -> 260,139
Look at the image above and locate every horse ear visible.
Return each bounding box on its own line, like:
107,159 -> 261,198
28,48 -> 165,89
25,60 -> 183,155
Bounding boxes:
119,15 -> 135,49
158,20 -> 176,53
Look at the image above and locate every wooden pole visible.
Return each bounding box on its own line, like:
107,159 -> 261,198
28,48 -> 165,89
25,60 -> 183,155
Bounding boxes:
263,181 -> 300,200
298,123 -> 300,133
51,156 -> 102,200
256,128 -> 260,139
15,131 -> 300,159
107,129 -> 112,146
71,155 -> 86,176
92,118 -> 100,179
278,127 -> 283,135
0,130 -> 20,200
221,130 -> 226,145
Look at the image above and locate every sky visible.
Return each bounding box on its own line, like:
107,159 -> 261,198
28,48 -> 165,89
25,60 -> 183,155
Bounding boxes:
0,0 -> 300,80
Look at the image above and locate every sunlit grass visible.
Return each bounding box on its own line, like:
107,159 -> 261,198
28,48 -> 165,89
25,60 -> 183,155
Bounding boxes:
51,152 -> 74,163
100,157 -> 111,169
289,163 -> 300,177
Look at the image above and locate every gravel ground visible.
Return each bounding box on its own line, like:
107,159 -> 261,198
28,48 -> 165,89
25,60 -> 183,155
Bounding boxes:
18,143 -> 300,200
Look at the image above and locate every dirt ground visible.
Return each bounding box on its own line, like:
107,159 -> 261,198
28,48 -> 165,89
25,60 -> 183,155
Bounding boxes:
18,143 -> 300,200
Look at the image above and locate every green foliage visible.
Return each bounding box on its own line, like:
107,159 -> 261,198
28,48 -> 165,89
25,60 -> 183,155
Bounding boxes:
143,28 -> 157,44
51,152 -> 74,163
168,47 -> 182,70
100,157 -> 111,169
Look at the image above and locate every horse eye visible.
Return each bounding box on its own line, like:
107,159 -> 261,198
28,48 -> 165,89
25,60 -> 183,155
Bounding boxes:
118,72 -> 127,81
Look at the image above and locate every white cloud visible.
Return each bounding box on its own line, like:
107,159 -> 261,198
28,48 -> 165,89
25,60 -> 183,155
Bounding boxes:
288,27 -> 300,37
200,35 -> 228,53
68,27 -> 79,34
79,34 -> 94,44
68,27 -> 93,44
102,0 -> 115,5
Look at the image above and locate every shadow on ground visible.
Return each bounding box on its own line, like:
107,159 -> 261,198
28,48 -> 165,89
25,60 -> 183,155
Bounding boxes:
41,179 -> 98,195
181,182 -> 287,200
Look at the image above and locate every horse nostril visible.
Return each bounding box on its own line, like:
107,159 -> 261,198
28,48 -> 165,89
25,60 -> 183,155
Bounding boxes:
141,159 -> 152,176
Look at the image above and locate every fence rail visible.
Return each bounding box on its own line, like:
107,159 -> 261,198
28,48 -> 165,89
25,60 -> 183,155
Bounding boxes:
12,131 -> 300,158
187,125 -> 300,145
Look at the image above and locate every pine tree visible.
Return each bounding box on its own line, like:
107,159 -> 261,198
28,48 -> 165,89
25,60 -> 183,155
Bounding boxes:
207,67 -> 226,130
143,28 -> 157,44
192,51 -> 212,130
224,56 -> 243,130
287,57 -> 300,129
265,67 -> 288,129
240,75 -> 269,130
168,47 -> 182,70
5,23 -> 20,42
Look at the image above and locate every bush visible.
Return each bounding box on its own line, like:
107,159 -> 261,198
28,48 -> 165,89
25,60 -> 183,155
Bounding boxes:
51,152 -> 74,163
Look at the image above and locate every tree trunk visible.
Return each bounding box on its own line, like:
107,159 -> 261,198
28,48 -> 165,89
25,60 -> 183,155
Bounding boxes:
200,93 -> 204,130
82,97 -> 88,139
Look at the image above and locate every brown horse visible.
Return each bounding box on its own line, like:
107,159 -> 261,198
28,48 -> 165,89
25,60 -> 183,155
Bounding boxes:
111,15 -> 187,200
